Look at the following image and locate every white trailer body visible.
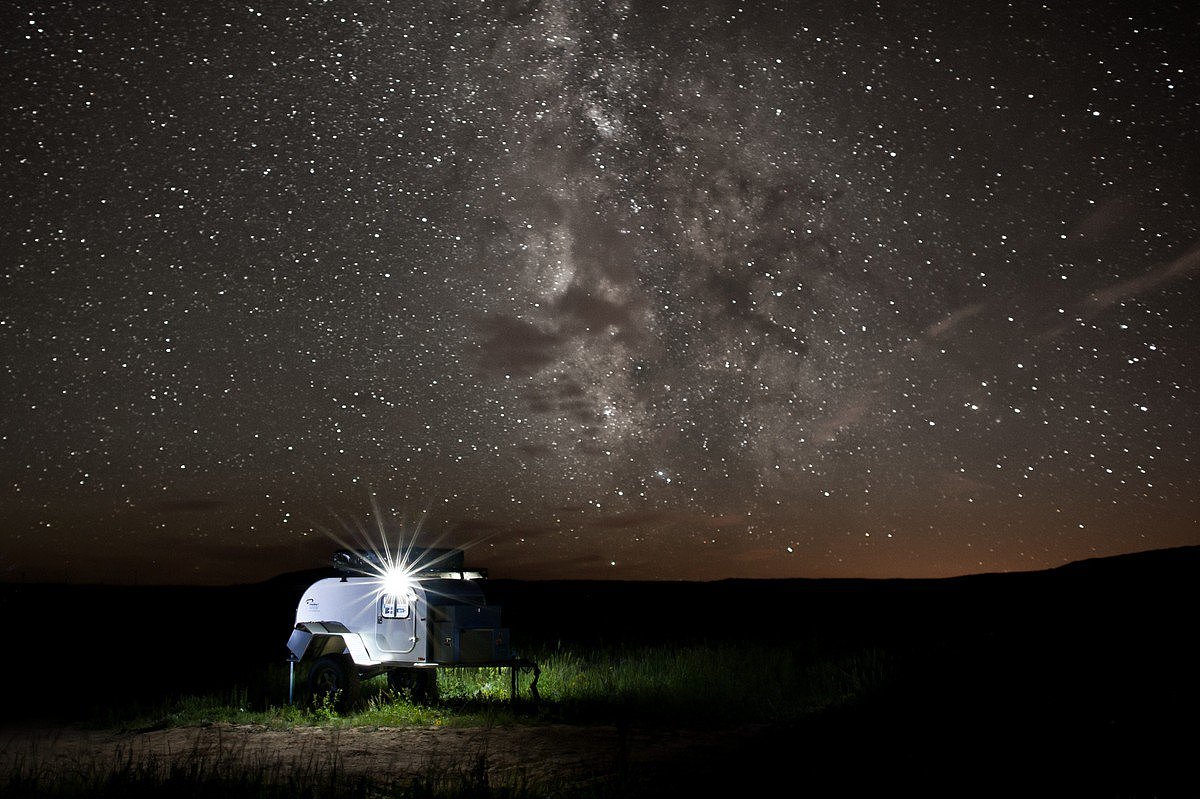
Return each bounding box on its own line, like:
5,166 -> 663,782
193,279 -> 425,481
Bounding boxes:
285,549 -> 536,706
287,576 -> 511,669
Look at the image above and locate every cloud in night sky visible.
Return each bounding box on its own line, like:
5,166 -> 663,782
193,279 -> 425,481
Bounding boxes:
1084,242 -> 1200,314
1,0 -> 1198,584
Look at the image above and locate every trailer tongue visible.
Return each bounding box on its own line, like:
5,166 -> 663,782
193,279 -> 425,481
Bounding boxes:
287,548 -> 539,707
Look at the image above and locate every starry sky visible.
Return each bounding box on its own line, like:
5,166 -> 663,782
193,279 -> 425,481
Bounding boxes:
3,0 -> 1198,585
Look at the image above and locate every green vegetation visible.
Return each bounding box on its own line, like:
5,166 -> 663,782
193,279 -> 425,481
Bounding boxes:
6,643 -> 892,797
117,642 -> 891,731
514,643 -> 889,723
126,685 -> 457,731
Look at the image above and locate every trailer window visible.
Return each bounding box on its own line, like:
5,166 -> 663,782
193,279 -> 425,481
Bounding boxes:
380,592 -> 411,619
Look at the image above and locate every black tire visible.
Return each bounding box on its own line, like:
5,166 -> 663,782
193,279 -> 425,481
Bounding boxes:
387,667 -> 439,703
307,655 -> 360,710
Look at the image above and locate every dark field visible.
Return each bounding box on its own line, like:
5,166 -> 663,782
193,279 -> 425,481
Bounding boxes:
1,546 -> 1197,796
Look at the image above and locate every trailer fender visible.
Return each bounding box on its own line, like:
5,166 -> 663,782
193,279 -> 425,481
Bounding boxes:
289,622 -> 379,666
287,626 -> 314,661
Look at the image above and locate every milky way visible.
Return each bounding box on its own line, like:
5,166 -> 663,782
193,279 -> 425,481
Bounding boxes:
3,1 -> 1198,583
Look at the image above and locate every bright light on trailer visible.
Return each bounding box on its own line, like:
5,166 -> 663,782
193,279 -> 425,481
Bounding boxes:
380,565 -> 412,598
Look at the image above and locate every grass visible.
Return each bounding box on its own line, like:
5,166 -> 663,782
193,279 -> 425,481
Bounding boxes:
5,643 -> 894,796
128,686 -> 454,731
114,642 -> 891,731
516,642 -> 890,723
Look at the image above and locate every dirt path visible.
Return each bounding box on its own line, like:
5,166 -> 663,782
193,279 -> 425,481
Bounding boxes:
0,721 -> 753,788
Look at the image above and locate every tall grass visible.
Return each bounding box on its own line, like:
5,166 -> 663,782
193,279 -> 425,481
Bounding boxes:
6,643 -> 892,797
440,643 -> 891,724
119,642 -> 890,730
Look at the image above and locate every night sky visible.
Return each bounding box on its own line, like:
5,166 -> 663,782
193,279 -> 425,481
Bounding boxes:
3,1 -> 1198,585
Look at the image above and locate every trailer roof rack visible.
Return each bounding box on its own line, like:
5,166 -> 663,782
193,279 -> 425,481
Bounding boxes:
331,547 -> 472,577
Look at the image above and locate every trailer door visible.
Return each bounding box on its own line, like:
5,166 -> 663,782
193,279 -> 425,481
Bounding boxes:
376,587 -> 418,655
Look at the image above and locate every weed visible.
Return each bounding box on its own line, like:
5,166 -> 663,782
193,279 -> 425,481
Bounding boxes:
309,689 -> 342,724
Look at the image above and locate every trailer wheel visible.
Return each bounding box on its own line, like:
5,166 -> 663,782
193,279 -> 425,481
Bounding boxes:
307,656 -> 360,710
387,667 -> 439,703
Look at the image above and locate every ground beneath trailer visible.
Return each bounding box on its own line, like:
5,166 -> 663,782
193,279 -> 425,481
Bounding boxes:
0,720 -> 756,792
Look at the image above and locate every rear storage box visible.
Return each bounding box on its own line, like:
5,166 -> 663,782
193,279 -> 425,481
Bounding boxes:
429,602 -> 509,663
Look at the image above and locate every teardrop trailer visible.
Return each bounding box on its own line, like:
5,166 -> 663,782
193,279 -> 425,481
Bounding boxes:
286,548 -> 539,707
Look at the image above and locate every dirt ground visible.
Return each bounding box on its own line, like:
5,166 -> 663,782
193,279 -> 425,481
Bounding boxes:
0,721 -> 754,789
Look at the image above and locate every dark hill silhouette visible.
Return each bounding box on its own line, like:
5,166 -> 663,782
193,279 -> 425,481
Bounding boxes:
1046,542 -> 1200,577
